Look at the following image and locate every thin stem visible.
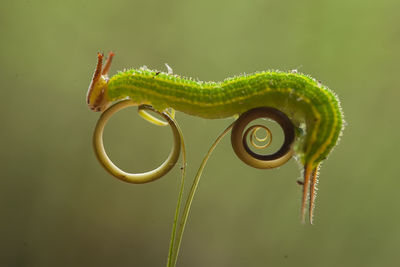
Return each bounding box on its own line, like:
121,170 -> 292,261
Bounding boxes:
166,121 -> 186,267
170,121 -> 235,267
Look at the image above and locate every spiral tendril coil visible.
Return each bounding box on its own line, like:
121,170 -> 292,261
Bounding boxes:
231,107 -> 295,169
245,125 -> 272,150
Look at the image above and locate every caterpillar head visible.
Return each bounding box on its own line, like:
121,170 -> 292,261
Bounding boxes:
86,52 -> 114,112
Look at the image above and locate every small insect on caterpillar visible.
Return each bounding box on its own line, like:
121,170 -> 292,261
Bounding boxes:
87,52 -> 344,224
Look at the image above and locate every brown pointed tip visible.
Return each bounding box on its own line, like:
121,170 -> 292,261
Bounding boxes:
94,52 -> 104,79
301,164 -> 312,224
102,51 -> 115,76
308,165 -> 320,225
309,211 -> 314,225
87,53 -> 104,105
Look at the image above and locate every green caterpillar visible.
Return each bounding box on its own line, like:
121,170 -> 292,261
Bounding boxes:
87,52 -> 344,223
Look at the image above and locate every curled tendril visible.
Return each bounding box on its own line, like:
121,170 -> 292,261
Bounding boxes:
93,100 -> 182,184
92,104 -> 296,267
231,107 -> 295,169
94,104 -> 295,181
245,125 -> 272,149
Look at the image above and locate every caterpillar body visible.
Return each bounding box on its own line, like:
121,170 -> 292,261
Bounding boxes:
87,52 -> 344,223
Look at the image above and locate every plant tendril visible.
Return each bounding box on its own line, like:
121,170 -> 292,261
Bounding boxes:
245,125 -> 272,149
169,121 -> 235,267
231,107 -> 295,169
93,100 -> 182,183
92,103 -> 297,267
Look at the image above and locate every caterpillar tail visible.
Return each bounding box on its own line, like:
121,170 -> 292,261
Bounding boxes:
301,163 -> 320,224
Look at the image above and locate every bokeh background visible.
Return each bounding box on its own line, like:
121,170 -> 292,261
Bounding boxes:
1,0 -> 399,266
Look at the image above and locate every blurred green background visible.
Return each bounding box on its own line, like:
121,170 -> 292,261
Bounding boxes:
1,0 -> 399,266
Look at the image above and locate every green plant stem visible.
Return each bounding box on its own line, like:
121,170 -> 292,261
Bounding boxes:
169,121 -> 235,267
166,118 -> 186,267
